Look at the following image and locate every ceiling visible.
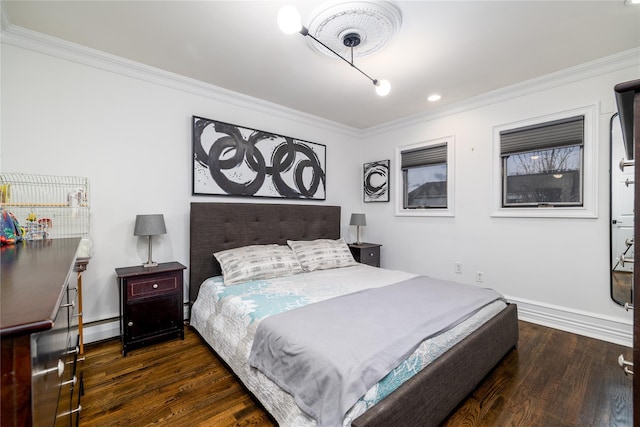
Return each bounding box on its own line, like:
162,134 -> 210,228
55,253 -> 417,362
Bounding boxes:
2,1 -> 639,130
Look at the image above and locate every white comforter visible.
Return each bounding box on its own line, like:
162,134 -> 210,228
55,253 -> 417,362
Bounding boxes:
190,264 -> 506,427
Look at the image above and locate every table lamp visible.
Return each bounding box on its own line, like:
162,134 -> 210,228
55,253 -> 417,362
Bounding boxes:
134,214 -> 166,267
350,213 -> 366,245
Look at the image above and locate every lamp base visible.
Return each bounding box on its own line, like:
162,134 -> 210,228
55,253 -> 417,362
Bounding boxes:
143,236 -> 158,268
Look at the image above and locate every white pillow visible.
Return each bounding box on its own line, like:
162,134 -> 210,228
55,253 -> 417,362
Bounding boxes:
287,238 -> 357,272
214,244 -> 303,286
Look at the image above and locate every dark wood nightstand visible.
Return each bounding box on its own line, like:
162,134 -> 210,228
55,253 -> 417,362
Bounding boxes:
348,243 -> 382,267
115,261 -> 186,356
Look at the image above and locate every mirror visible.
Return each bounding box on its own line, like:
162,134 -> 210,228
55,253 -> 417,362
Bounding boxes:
610,112 -> 634,306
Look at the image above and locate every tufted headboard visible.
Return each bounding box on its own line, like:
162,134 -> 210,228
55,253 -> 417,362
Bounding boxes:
189,202 -> 341,305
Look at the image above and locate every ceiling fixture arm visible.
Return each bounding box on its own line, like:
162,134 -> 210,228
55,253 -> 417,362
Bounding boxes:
303,30 -> 377,86
277,5 -> 391,96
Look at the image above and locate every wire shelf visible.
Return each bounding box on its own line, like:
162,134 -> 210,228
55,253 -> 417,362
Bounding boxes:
0,173 -> 90,239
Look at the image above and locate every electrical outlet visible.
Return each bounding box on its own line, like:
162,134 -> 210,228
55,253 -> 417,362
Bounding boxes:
454,262 -> 462,274
476,271 -> 484,282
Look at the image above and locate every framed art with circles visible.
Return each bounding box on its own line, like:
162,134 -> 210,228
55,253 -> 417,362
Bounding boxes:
363,160 -> 390,202
192,116 -> 326,200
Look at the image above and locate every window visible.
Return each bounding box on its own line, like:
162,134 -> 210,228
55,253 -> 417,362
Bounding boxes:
501,116 -> 584,207
402,143 -> 447,208
396,136 -> 454,217
492,105 -> 597,219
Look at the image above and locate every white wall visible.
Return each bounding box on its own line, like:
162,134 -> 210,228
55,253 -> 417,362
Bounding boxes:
2,27 -> 638,346
358,55 -> 639,345
1,32 -> 362,342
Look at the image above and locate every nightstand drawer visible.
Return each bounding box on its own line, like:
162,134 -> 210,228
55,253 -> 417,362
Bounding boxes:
128,275 -> 177,299
348,243 -> 382,268
360,249 -> 380,266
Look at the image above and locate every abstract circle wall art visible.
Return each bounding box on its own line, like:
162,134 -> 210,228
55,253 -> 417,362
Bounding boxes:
363,160 -> 390,202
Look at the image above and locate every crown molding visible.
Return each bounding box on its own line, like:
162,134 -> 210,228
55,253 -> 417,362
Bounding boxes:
0,24 -> 361,139
2,24 -> 637,141
362,47 -> 640,138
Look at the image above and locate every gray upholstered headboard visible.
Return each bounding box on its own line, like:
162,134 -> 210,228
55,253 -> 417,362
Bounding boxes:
189,202 -> 341,305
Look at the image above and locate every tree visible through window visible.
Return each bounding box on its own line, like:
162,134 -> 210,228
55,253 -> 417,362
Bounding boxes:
501,116 -> 584,207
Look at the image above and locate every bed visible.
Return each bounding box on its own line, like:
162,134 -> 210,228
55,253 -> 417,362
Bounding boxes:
189,202 -> 518,427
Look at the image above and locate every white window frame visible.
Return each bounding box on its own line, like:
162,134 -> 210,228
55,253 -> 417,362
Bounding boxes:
395,135 -> 455,217
491,105 -> 597,218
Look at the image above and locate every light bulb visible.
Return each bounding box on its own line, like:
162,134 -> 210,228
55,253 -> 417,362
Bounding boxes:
277,5 -> 303,34
375,79 -> 391,96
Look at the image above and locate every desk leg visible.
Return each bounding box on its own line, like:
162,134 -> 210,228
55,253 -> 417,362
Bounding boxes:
77,271 -> 84,355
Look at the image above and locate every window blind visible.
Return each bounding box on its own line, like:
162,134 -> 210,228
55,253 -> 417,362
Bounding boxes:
500,115 -> 584,156
401,143 -> 447,169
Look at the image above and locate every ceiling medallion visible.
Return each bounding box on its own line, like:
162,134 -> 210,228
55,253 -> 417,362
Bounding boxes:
307,1 -> 403,59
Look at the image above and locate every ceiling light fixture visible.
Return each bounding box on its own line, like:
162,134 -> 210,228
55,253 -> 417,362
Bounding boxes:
278,5 -> 391,97
427,94 -> 442,102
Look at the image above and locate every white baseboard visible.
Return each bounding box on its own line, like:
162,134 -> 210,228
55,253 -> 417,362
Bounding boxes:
507,295 -> 633,347
84,318 -> 120,344
84,300 -> 633,348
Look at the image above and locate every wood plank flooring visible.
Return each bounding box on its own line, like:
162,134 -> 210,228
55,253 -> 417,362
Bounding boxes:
79,321 -> 632,427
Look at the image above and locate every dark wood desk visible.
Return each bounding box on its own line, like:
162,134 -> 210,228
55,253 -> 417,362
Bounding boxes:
1,238 -> 82,427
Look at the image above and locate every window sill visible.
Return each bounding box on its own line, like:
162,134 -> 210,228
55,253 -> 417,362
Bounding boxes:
395,207 -> 455,217
491,206 -> 597,219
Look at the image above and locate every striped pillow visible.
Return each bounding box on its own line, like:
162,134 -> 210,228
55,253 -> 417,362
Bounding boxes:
214,244 -> 303,286
287,238 -> 357,272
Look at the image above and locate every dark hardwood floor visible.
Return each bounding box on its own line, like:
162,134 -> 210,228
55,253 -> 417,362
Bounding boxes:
79,321 -> 632,427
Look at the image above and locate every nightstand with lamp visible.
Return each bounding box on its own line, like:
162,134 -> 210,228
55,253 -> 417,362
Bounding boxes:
348,213 -> 382,267
115,214 -> 185,356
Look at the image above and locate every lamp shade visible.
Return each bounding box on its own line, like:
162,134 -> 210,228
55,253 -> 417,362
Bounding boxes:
350,213 -> 366,226
134,214 -> 166,236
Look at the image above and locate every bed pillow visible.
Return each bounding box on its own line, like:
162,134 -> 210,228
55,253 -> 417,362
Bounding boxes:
287,238 -> 357,272
214,244 -> 303,286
